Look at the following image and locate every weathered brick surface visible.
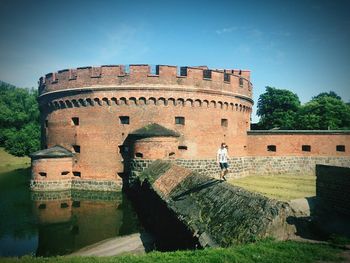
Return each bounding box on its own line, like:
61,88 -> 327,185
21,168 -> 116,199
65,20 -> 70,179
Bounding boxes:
135,161 -> 297,247
35,64 -> 253,189
248,131 -> 350,156
31,158 -> 72,181
130,156 -> 350,179
153,165 -> 192,197
316,165 -> 350,216
32,64 -> 350,191
134,137 -> 179,159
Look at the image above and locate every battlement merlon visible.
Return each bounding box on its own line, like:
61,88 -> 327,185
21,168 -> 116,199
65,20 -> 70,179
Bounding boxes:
38,65 -> 253,98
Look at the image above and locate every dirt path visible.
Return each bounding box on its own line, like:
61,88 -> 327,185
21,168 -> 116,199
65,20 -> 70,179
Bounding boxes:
69,232 -> 155,257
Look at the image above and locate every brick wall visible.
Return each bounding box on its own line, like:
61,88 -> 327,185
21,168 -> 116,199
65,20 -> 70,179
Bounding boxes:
316,165 -> 350,216
38,64 -> 253,184
248,131 -> 350,156
131,156 -> 350,179
33,64 -> 350,191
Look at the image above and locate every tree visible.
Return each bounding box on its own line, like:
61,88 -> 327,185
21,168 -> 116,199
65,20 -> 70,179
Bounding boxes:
257,86 -> 300,129
0,81 -> 40,156
312,91 -> 342,101
296,94 -> 350,130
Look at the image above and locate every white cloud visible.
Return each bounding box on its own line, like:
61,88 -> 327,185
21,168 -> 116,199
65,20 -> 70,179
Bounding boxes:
215,26 -> 238,35
95,24 -> 150,63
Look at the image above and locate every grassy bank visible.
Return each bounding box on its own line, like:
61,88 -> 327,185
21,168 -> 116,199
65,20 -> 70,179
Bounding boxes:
0,147 -> 31,188
229,175 -> 316,201
0,147 -> 30,172
1,239 -> 344,262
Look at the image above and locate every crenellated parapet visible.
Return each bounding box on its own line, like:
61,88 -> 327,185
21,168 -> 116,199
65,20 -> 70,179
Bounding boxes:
39,65 -> 252,99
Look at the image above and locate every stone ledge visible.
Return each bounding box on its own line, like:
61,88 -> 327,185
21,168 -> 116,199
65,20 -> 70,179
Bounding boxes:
130,156 -> 350,180
30,179 -> 122,192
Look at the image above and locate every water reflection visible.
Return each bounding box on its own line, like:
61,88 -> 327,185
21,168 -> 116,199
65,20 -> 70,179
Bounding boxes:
0,167 -> 37,257
0,166 -> 140,257
31,190 -> 140,256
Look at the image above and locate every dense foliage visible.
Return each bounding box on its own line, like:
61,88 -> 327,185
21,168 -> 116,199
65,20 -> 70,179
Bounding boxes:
257,87 -> 300,129
257,87 -> 350,130
0,81 -> 40,156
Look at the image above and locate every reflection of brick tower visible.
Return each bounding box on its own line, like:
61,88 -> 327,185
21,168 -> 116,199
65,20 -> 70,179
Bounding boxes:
30,65 -> 253,191
32,191 -> 137,256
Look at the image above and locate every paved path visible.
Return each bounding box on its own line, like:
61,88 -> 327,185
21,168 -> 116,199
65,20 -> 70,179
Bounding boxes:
69,232 -> 154,257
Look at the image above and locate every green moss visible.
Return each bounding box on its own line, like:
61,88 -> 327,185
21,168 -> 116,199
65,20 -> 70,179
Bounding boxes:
138,160 -> 172,184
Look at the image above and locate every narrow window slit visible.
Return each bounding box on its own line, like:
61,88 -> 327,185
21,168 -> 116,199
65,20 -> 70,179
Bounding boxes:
221,119 -> 228,127
336,145 -> 345,152
178,145 -> 188,150
175,116 -> 185,125
119,116 -> 130,125
72,117 -> 79,126
267,145 -> 276,152
302,145 -> 311,152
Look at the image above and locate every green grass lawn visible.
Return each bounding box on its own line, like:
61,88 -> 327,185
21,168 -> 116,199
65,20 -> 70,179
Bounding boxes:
0,147 -> 31,189
228,175 -> 316,201
0,147 -> 30,173
0,239 -> 345,263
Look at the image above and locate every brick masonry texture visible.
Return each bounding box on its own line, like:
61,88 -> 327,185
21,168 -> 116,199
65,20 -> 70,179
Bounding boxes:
133,161 -> 297,247
31,64 -> 350,191
130,156 -> 350,179
316,165 -> 350,216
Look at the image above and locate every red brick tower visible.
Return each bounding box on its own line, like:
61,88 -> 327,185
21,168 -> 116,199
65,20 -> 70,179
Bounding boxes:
30,65 -> 253,190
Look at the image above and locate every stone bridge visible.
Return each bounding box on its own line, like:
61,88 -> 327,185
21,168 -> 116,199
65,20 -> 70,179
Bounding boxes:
129,160 -> 299,248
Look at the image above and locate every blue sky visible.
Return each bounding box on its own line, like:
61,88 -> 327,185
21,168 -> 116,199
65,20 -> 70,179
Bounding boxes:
0,0 -> 349,122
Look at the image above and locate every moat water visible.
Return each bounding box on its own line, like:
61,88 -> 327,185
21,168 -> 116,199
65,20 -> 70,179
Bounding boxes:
0,167 -> 141,257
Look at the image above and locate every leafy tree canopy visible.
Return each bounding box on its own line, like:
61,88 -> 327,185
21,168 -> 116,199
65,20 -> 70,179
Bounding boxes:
296,94 -> 350,130
312,91 -> 342,101
0,81 -> 40,156
257,88 -> 350,130
257,86 -> 300,129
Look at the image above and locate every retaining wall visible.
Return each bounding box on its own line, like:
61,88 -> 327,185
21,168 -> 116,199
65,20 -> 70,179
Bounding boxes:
30,179 -> 121,192
131,156 -> 350,178
316,165 -> 350,216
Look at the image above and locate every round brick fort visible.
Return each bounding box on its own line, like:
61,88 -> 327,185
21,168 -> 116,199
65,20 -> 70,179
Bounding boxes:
30,64 -> 350,191
32,65 -> 253,189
